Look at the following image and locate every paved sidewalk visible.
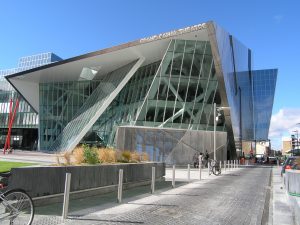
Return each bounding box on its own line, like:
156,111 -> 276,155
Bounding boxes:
0,150 -> 56,164
32,165 -> 271,225
271,167 -> 296,225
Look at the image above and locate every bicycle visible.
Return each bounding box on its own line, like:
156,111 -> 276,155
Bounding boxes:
208,159 -> 221,176
0,172 -> 34,225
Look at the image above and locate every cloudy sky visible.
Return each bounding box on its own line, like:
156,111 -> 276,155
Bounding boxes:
269,109 -> 300,149
0,0 -> 299,150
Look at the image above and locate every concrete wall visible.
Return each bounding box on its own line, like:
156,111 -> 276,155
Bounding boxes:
285,170 -> 300,225
9,163 -> 165,198
116,126 -> 227,165
285,170 -> 300,195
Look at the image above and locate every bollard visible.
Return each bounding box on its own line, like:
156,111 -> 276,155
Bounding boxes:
224,160 -> 226,172
208,162 -> 210,176
187,164 -> 190,182
62,173 -> 71,220
151,167 -> 155,194
199,159 -> 202,180
234,160 -> 236,169
277,160 -> 279,168
172,165 -> 175,188
231,160 -> 233,170
219,161 -> 222,172
117,169 -> 123,203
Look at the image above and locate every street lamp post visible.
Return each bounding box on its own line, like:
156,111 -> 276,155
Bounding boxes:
214,103 -> 216,161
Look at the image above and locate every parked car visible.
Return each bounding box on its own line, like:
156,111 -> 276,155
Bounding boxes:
281,156 -> 300,176
265,156 -> 277,164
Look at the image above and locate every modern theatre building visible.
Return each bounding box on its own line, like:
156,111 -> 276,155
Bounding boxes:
6,21 -> 277,164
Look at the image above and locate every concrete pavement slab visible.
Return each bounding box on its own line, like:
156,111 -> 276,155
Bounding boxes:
272,167 -> 296,225
32,166 -> 271,225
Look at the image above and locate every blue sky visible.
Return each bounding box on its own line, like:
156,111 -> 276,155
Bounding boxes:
0,0 -> 299,149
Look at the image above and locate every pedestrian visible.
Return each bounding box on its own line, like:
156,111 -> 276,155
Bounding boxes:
193,152 -> 199,168
205,150 -> 209,167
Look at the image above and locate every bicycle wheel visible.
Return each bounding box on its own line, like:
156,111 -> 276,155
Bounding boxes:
0,189 -> 34,225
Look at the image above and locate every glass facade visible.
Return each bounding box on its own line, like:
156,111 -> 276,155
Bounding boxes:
135,40 -> 221,132
0,52 -> 62,76
252,69 -> 277,140
0,52 -> 62,149
38,39 -> 227,152
39,80 -> 100,150
6,22 -> 277,161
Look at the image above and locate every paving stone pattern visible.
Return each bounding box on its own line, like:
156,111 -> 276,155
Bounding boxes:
54,167 -> 271,225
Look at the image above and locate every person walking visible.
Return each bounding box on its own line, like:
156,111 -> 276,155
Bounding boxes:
204,150 -> 209,168
193,152 -> 199,168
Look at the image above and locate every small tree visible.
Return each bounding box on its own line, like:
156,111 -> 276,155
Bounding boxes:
83,145 -> 99,164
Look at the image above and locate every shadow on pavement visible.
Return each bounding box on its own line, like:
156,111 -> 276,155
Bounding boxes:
35,180 -> 188,217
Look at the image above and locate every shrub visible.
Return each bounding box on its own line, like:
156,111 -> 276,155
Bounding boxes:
98,148 -> 116,163
73,146 -> 84,164
83,145 -> 99,164
141,152 -> 150,161
121,150 -> 131,163
63,151 -> 72,165
115,150 -> 123,162
131,151 -> 141,162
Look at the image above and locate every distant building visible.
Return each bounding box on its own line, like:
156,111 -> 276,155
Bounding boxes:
282,137 -> 292,155
256,141 -> 269,156
0,53 -> 62,149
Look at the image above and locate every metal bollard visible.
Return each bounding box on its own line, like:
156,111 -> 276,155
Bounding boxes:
151,167 -> 155,194
62,173 -> 71,220
208,162 -> 210,176
234,160 -> 236,169
231,160 -> 233,170
172,165 -> 175,188
219,161 -> 222,172
224,160 -> 226,172
117,169 -> 123,203
277,160 -> 279,168
187,164 -> 190,182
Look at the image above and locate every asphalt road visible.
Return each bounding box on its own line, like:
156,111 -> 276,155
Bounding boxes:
33,166 -> 272,225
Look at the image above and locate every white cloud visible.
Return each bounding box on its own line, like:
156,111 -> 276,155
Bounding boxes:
269,108 -> 300,149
